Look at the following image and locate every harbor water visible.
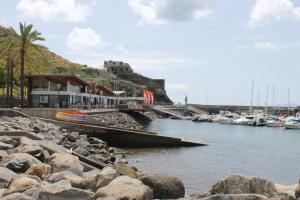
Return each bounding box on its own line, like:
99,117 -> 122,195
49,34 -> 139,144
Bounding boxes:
126,119 -> 300,194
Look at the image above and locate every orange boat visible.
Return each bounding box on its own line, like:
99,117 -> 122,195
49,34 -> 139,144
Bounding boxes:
55,110 -> 88,124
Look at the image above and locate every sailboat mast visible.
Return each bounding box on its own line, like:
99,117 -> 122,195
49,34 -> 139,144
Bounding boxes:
272,84 -> 275,112
265,85 -> 269,114
288,88 -> 290,116
250,80 -> 254,112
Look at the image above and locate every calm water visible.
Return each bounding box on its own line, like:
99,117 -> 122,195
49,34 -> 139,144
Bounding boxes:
126,119 -> 300,194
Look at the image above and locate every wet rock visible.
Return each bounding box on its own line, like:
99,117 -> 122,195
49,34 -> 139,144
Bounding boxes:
1,192 -> 35,200
46,170 -> 86,189
38,180 -> 94,200
211,175 -> 277,197
25,164 -> 52,179
2,153 -> 42,173
0,167 -> 16,188
140,175 -> 185,199
95,176 -> 153,200
114,162 -> 138,178
3,174 -> 41,195
48,152 -> 84,176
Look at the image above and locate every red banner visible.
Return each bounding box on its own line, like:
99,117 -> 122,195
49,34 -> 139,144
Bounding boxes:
144,89 -> 154,106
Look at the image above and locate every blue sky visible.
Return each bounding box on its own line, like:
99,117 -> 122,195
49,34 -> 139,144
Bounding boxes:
1,0 -> 300,105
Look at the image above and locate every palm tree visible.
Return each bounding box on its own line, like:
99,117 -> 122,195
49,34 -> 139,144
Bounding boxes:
0,23 -> 46,107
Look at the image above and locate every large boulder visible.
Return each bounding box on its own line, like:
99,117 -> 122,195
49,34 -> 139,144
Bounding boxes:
140,175 -> 185,199
275,184 -> 297,199
25,164 -> 52,179
0,167 -> 16,188
211,175 -> 277,197
46,170 -> 86,189
1,192 -> 35,200
38,180 -> 94,200
3,175 -> 41,195
1,153 -> 42,173
95,176 -> 153,200
48,153 -> 84,176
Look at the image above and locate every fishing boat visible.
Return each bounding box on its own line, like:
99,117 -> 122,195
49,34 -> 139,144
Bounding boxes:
55,110 -> 89,124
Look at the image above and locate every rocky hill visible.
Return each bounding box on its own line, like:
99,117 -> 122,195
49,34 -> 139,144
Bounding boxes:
0,25 -> 83,69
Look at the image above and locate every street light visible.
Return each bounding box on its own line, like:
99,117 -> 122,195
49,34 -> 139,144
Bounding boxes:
89,89 -> 92,109
56,84 -> 61,109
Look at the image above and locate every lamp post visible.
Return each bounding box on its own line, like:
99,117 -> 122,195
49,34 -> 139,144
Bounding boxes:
89,89 -> 92,109
56,84 -> 61,109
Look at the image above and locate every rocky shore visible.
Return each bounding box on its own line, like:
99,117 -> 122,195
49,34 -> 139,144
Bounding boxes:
0,115 -> 299,200
90,111 -> 158,130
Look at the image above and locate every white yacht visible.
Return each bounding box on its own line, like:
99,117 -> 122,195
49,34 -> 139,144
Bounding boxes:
265,117 -> 284,128
285,117 -> 300,129
213,111 -> 239,124
232,114 -> 258,126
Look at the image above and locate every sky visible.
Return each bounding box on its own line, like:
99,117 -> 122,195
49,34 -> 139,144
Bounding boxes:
1,0 -> 300,106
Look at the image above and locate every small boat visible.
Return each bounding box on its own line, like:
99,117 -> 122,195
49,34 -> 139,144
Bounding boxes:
193,114 -> 212,122
233,115 -> 256,125
265,118 -> 284,128
55,110 -> 88,124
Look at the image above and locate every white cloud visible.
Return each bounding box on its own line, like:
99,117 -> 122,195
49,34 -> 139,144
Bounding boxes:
66,28 -> 110,51
249,0 -> 300,27
128,0 -> 214,24
254,41 -> 279,50
17,0 -> 91,23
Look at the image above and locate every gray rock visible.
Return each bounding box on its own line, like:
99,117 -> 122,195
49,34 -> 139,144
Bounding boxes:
48,152 -> 84,176
211,175 -> 277,197
15,145 -> 43,156
0,150 -> 8,159
46,170 -> 86,189
140,175 -> 185,199
2,153 -> 42,173
0,167 -> 16,188
295,183 -> 300,198
84,169 -> 102,189
95,176 -> 153,200
96,167 -> 119,189
3,174 -> 41,195
207,194 -> 268,200
1,193 -> 35,200
18,137 -> 39,146
0,142 -> 13,150
38,180 -> 94,200
0,136 -> 16,146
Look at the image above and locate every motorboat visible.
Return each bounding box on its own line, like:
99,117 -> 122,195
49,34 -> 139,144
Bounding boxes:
213,111 -> 239,124
192,114 -> 212,122
285,118 -> 300,129
232,115 -> 256,126
265,117 -> 284,128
